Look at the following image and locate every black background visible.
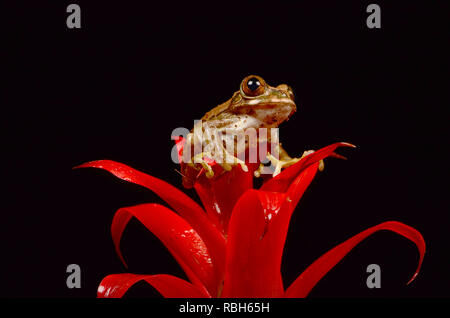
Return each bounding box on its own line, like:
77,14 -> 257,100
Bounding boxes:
3,1 -> 449,298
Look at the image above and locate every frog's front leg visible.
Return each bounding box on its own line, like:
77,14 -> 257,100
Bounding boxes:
191,146 -> 248,180
266,144 -> 324,177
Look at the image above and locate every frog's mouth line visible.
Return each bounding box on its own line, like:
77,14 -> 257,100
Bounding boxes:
242,101 -> 297,118
246,97 -> 296,107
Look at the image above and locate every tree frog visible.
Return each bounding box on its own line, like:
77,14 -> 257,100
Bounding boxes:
180,75 -> 310,189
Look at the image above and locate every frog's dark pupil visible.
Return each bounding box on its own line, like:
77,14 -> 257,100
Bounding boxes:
247,78 -> 261,91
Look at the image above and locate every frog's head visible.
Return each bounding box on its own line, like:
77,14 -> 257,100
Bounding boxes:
229,75 -> 297,128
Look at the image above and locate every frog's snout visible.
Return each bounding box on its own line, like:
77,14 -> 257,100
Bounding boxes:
277,84 -> 296,118
281,85 -> 295,101
276,84 -> 295,100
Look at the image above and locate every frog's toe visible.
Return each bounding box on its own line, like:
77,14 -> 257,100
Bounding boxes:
200,161 -> 215,178
221,153 -> 248,173
254,163 -> 264,178
192,152 -> 216,178
220,162 -> 233,171
319,159 -> 325,171
267,153 -> 300,177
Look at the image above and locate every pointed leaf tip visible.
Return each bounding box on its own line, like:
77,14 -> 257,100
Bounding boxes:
285,221 -> 425,297
340,142 -> 357,148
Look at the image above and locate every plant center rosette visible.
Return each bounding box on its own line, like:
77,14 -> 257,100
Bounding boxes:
76,139 -> 425,298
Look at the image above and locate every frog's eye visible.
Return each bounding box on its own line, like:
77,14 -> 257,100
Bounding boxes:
241,75 -> 266,97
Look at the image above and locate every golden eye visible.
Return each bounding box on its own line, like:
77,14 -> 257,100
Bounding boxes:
241,75 -> 266,97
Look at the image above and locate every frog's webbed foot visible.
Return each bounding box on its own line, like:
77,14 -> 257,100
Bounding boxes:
266,149 -> 324,177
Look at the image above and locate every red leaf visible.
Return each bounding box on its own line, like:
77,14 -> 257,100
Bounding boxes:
285,162 -> 319,209
285,221 -> 426,298
222,189 -> 284,297
97,273 -> 210,298
222,163 -> 321,297
256,163 -> 320,278
111,203 -> 217,295
74,160 -> 226,281
261,142 -> 355,193
194,164 -> 257,234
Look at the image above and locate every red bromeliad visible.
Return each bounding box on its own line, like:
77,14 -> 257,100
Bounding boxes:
76,140 -> 425,298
